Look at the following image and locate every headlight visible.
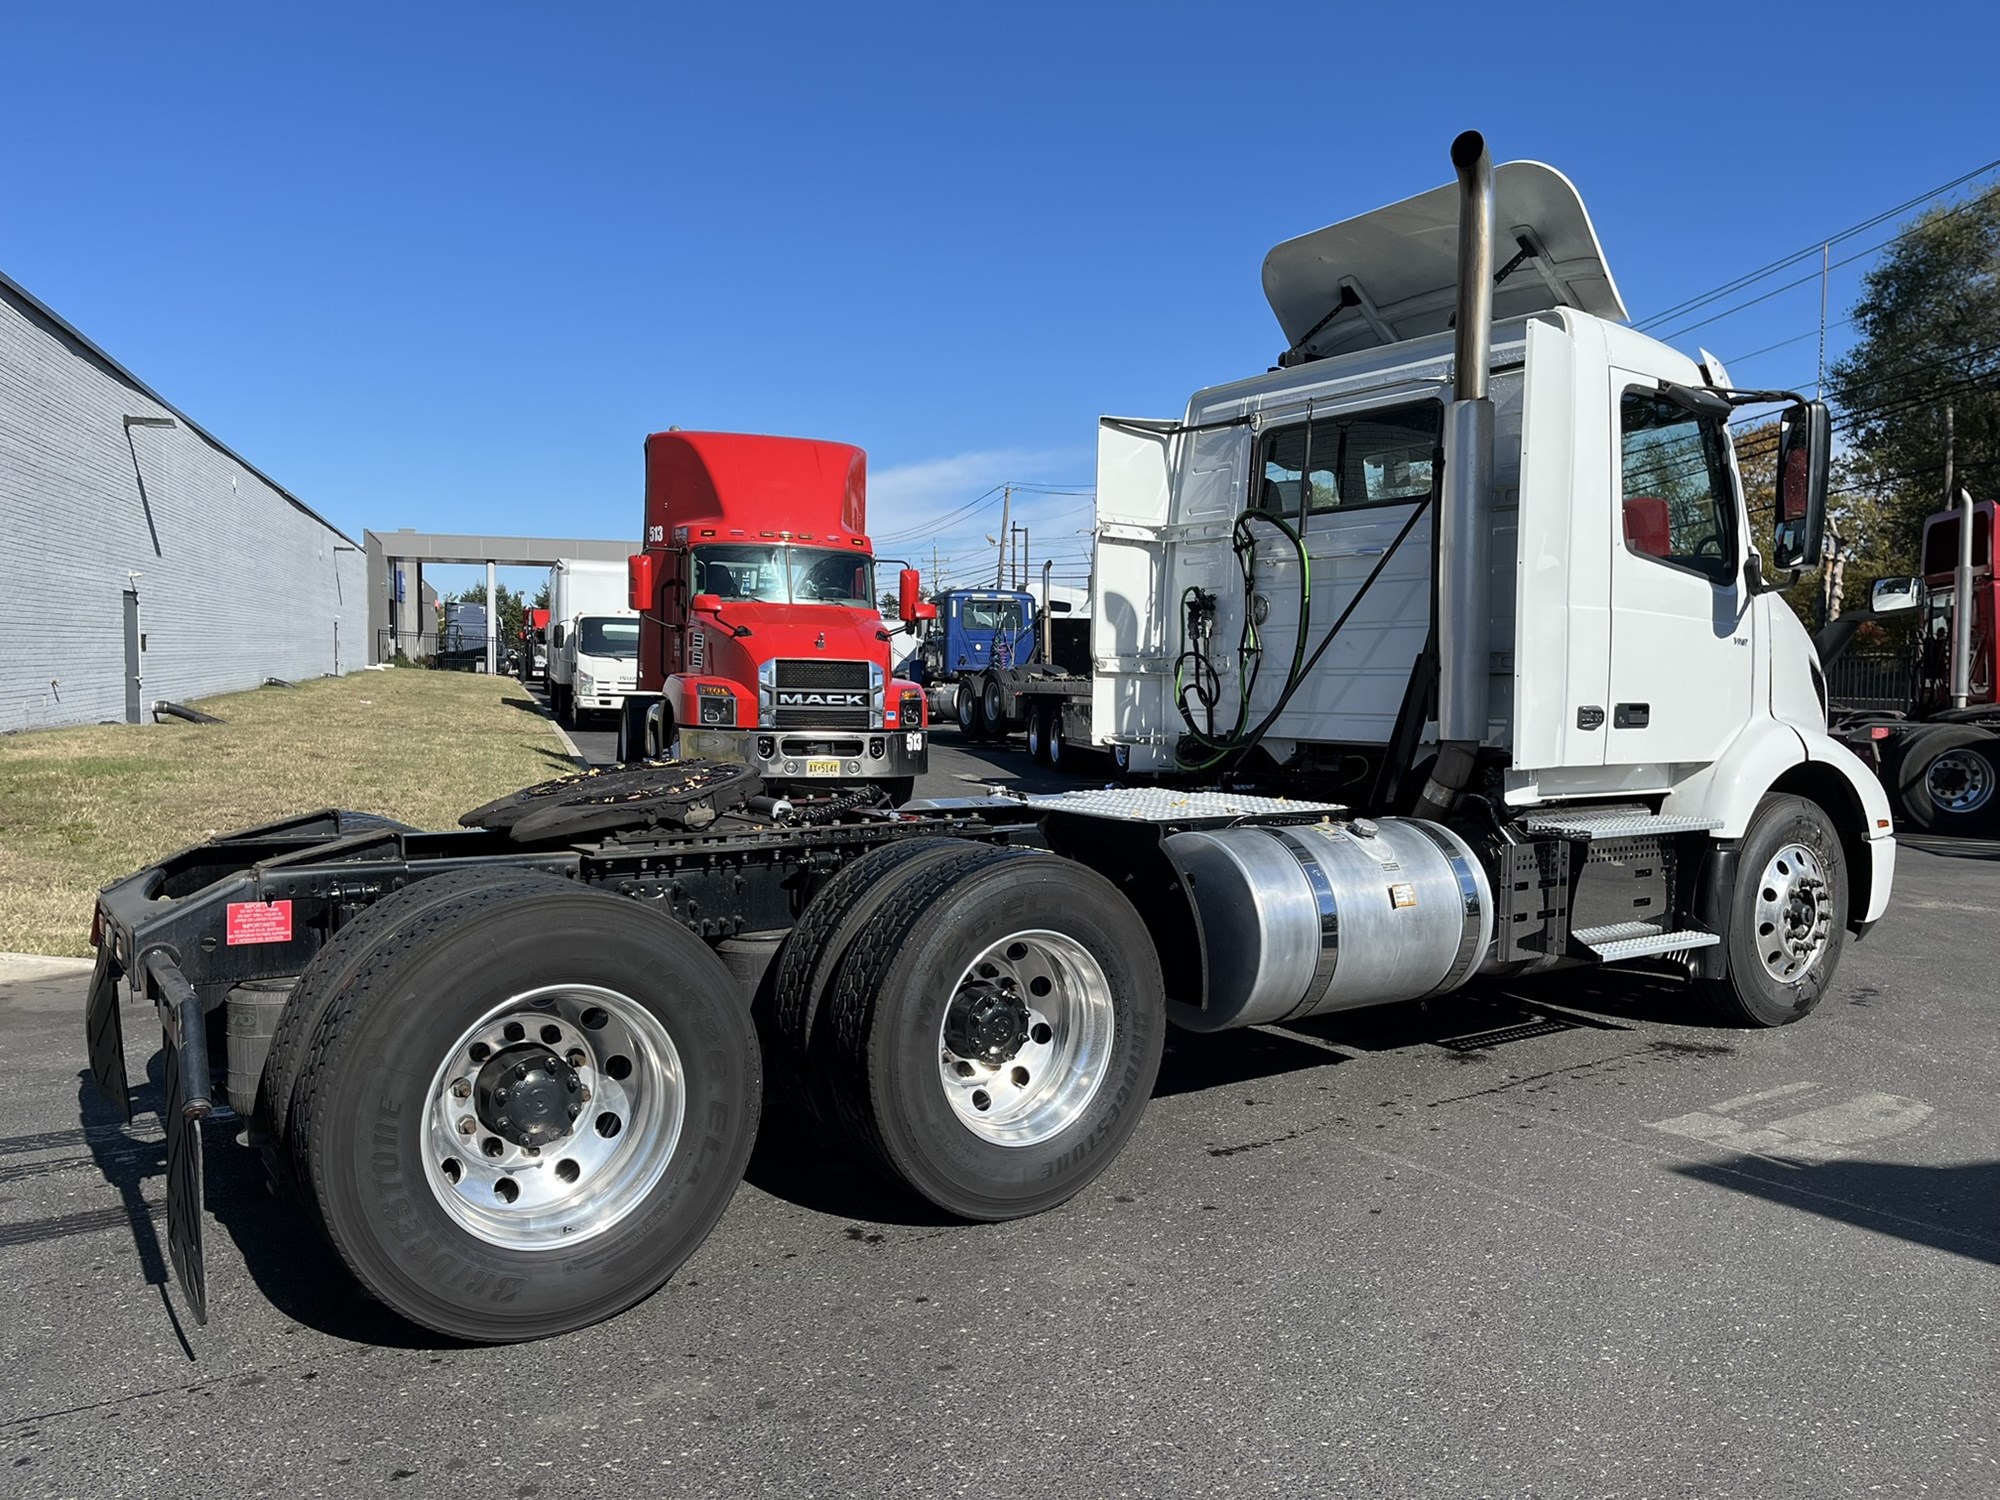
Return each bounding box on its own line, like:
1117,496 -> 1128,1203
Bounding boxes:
697,684 -> 737,726
577,672 -> 594,696
899,689 -> 926,727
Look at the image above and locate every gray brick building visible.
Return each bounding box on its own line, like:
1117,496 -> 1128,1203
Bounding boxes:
1,270 -> 364,733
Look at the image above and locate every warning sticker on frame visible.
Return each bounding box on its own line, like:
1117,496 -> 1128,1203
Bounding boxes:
226,900 -> 294,945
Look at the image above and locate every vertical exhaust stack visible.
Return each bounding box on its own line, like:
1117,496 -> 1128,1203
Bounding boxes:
1416,130 -> 1496,820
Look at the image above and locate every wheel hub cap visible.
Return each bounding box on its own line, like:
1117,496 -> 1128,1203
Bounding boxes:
1752,843 -> 1832,983
476,1046 -> 582,1148
942,982 -> 1031,1064
1928,749 -> 1994,814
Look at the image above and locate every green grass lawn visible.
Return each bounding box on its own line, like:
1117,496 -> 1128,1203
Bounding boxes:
0,669 -> 575,956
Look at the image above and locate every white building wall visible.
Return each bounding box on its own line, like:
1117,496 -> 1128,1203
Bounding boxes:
0,279 -> 365,733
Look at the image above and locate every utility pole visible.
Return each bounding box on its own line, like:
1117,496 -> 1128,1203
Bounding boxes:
1948,401 -> 1973,709
1817,240 -> 1829,400
994,485 -> 1011,587
931,543 -> 940,596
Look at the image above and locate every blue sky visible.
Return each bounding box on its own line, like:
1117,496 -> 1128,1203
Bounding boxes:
6,2 -> 1997,600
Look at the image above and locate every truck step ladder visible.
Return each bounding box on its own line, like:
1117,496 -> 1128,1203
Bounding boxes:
1571,921 -> 1723,963
1523,804 -> 1724,839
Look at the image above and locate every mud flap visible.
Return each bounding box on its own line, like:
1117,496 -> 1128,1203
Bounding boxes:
145,952 -> 213,1326
84,945 -> 129,1121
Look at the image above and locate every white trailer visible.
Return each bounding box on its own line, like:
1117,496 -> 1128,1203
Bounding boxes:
547,557 -> 638,727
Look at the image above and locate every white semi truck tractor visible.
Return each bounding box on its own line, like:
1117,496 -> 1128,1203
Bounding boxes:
84,133 -> 1892,1343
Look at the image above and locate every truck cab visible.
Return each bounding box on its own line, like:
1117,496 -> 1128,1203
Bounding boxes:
622,431 -> 930,796
554,610 -> 639,720
1093,148 -> 1893,986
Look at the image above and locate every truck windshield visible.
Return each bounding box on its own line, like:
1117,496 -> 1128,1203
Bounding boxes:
579,619 -> 640,658
693,545 -> 875,608
960,598 -> 1026,631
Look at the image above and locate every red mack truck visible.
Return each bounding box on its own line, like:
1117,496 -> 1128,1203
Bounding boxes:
616,431 -> 934,801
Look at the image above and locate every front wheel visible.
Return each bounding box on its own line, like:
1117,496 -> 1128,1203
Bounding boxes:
818,848 -> 1165,1220
293,884 -> 759,1341
1696,794 -> 1849,1027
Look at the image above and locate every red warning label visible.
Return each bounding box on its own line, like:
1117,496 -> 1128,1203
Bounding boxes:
225,900 -> 294,945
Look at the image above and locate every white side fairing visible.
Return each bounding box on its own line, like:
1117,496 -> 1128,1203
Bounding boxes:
1092,420 -> 1177,767
1513,316 -> 1605,770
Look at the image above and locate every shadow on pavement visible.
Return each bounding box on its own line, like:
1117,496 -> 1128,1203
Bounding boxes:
1897,832 -> 2000,862
1671,1156 -> 2000,1265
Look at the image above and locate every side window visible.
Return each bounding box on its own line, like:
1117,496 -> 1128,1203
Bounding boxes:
1619,390 -> 1737,585
1254,401 -> 1440,519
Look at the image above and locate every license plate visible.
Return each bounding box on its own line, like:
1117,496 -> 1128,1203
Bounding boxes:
806,758 -> 841,776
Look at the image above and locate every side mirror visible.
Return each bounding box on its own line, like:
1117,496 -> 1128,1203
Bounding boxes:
1870,576 -> 1923,615
914,601 -> 938,622
897,567 -> 924,624
1772,400 -> 1830,570
690,592 -> 722,615
627,552 -> 657,613
552,622 -> 568,649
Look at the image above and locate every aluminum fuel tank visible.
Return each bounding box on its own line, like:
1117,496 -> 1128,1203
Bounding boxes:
1163,818 -> 1492,1031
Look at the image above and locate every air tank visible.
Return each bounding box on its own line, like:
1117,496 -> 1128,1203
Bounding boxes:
1164,817 -> 1492,1032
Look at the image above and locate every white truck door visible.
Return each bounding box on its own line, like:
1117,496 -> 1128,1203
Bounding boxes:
1092,418 -> 1177,766
1604,375 -> 1754,767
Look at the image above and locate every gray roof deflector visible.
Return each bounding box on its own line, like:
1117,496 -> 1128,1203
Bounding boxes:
1263,161 -> 1627,361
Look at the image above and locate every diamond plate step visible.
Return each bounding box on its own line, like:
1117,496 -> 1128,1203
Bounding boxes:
1523,804 -> 1723,839
1574,922 -> 1722,962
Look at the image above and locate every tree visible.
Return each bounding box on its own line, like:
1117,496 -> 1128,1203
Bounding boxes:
1827,183 -> 2000,564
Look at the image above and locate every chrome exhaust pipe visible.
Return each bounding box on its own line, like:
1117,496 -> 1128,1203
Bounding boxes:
1417,130 -> 1496,819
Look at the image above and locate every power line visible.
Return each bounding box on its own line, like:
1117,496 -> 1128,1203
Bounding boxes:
1635,158 -> 2000,333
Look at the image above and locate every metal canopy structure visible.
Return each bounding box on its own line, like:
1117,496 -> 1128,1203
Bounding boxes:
1261,161 -> 1627,362
364,528 -> 634,668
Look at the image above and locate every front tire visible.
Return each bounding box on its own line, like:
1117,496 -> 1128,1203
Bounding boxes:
818,848 -> 1165,1219
293,884 -> 759,1341
1696,794 -> 1849,1027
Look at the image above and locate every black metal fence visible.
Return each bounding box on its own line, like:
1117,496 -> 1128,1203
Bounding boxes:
1827,650 -> 1912,713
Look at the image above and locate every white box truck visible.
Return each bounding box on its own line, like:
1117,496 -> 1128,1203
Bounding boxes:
547,558 -> 638,727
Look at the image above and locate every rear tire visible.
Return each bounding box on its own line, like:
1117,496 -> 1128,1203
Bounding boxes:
819,849 -> 1164,1219
979,675 -> 1008,738
955,678 -> 983,739
1886,724 -> 2000,835
1046,717 -> 1068,771
554,684 -> 574,729
1025,704 -> 1049,764
259,869 -> 575,1191
766,838 -> 999,1132
293,884 -> 759,1341
1695,794 -> 1849,1027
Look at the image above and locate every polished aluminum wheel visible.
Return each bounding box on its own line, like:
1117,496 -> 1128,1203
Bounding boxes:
1752,843 -> 1834,984
421,984 -> 684,1249
1926,747 -> 1995,815
936,929 -> 1115,1147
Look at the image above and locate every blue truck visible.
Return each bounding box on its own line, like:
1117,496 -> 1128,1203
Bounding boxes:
907,586 -> 1107,768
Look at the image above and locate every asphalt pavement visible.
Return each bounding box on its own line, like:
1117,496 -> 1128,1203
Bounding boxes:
1,721 -> 1995,1497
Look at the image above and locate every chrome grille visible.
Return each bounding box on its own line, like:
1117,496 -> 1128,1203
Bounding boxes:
766,658 -> 875,729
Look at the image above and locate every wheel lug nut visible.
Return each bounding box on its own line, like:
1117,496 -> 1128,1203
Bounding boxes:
496,1087 -> 510,1102
457,1116 -> 476,1135
580,1087 -> 592,1103
567,1050 -> 586,1068
515,1063 -> 530,1081
450,1078 -> 471,1099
